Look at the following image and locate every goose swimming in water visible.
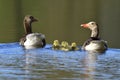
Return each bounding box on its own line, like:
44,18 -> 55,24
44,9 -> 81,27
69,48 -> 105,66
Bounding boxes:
19,15 -> 46,49
81,21 -> 107,53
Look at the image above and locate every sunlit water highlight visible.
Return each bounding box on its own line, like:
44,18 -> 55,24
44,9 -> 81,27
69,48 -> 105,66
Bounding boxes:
0,42 -> 120,80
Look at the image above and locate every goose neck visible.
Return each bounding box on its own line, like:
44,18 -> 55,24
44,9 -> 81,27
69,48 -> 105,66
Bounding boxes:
91,27 -> 99,38
24,22 -> 32,34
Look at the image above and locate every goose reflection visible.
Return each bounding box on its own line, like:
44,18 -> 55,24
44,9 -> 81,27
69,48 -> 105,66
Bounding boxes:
84,52 -> 98,80
24,49 -> 44,79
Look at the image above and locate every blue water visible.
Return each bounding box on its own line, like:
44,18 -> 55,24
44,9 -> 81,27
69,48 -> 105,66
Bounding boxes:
0,42 -> 120,80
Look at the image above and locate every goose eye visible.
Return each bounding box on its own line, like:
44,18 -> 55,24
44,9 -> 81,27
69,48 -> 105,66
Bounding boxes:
91,23 -> 94,25
30,16 -> 34,19
91,22 -> 95,25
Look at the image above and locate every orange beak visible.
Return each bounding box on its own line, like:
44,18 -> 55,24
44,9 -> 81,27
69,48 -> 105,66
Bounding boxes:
81,23 -> 89,28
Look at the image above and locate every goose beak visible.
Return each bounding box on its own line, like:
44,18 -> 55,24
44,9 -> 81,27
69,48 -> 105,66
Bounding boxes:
80,23 -> 89,28
32,18 -> 38,22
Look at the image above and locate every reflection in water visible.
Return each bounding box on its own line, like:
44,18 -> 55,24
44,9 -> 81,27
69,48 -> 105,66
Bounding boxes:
0,43 -> 120,80
84,52 -> 98,80
25,50 -> 35,78
24,50 -> 45,79
23,49 -> 81,79
24,49 -> 99,80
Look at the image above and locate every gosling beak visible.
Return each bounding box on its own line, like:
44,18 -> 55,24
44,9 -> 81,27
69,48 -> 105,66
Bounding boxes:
80,23 -> 89,28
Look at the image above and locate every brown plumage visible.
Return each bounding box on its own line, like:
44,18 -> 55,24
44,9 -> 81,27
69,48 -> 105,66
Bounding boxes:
19,15 -> 46,49
81,21 -> 107,53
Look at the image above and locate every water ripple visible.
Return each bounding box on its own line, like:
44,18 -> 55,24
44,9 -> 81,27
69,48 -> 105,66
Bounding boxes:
0,42 -> 120,80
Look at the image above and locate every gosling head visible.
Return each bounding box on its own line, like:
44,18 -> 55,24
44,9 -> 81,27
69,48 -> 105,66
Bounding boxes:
53,40 -> 60,46
71,42 -> 77,48
61,41 -> 69,48
71,42 -> 79,50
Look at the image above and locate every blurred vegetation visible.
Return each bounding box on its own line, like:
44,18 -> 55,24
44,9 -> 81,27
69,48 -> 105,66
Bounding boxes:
0,0 -> 120,48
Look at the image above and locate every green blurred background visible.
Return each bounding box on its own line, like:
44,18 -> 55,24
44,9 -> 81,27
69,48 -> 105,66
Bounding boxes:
0,0 -> 120,48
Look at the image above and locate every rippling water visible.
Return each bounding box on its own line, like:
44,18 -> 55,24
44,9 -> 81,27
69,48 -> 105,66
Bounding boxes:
0,43 -> 120,80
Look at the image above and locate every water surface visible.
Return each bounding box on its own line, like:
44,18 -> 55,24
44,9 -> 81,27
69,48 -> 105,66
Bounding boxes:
0,42 -> 120,80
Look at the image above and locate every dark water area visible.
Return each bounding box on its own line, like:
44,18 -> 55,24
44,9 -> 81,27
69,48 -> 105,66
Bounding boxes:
0,43 -> 120,80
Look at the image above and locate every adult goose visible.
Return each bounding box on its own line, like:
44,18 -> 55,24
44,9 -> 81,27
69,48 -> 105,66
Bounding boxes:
20,15 -> 46,49
81,21 -> 107,53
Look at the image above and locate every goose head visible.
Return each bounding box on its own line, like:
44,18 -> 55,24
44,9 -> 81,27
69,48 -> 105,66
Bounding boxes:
24,15 -> 38,24
24,15 -> 38,34
81,21 -> 99,38
81,21 -> 98,30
